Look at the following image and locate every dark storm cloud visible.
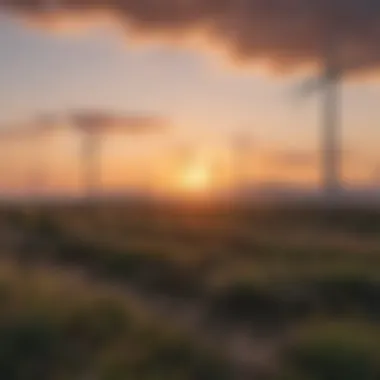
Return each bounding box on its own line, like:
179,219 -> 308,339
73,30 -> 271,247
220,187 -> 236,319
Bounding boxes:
3,0 -> 380,74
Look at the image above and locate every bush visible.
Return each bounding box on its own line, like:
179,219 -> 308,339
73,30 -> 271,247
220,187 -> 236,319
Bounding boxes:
0,264 -> 232,380
287,323 -> 380,380
0,316 -> 62,380
209,281 -> 287,327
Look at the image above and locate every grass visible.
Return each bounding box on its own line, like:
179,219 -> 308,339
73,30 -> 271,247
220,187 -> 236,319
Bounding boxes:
282,322 -> 380,380
0,260 -> 231,380
1,201 -> 380,378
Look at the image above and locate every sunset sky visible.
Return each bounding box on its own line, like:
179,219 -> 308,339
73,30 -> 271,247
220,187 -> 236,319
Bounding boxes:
1,1 -> 380,195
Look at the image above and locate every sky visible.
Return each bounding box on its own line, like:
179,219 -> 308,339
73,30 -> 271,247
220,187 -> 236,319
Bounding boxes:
1,2 -> 380,195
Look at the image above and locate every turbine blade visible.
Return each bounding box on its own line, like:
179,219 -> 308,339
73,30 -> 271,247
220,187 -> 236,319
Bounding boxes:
295,76 -> 328,98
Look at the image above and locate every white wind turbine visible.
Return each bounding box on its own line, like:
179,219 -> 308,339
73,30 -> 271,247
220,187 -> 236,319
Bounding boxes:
293,0 -> 380,200
295,31 -> 373,200
292,0 -> 380,200
295,35 -> 344,199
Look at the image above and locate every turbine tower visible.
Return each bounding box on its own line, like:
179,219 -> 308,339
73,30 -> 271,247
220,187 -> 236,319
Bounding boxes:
297,36 -> 342,199
295,33 -> 372,200
294,0 -> 376,199
69,112 -> 107,200
82,129 -> 101,199
70,111 -> 167,200
231,130 -> 253,195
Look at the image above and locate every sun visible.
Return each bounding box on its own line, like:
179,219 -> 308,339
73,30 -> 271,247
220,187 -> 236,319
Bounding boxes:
180,162 -> 211,193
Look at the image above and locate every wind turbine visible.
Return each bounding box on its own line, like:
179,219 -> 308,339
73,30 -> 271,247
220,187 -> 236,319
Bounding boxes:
68,112 -> 110,200
295,35 -> 344,199
69,111 -> 166,200
295,32 -> 377,200
30,114 -> 61,197
293,0 -> 380,200
372,165 -> 380,189
230,130 -> 253,195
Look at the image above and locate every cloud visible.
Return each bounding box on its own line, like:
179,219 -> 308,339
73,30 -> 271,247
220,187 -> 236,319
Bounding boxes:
3,0 -> 380,76
0,119 -> 53,140
0,110 -> 167,140
68,110 -> 168,134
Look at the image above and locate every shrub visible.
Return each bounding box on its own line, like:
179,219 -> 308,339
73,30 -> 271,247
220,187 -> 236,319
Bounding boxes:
287,323 -> 380,380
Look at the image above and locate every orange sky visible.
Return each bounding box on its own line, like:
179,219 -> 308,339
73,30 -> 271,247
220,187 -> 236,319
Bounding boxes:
1,128 -> 378,197
1,8 -> 380,196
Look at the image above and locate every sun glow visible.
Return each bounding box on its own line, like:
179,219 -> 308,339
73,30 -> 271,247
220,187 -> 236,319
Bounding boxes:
179,162 -> 212,193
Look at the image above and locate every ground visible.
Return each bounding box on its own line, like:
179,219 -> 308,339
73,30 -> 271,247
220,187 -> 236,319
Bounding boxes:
0,200 -> 379,379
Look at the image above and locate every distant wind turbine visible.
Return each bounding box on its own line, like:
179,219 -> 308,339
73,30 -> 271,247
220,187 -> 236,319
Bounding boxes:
70,111 -> 166,199
69,112 -> 114,199
231,130 -> 253,194
372,165 -> 380,188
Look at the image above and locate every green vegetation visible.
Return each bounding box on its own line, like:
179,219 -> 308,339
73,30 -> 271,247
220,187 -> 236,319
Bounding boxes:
283,322 -> 380,380
0,262 -> 230,380
0,202 -> 379,379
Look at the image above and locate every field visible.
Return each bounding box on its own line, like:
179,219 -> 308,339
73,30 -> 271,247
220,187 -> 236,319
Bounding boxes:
0,200 -> 379,379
